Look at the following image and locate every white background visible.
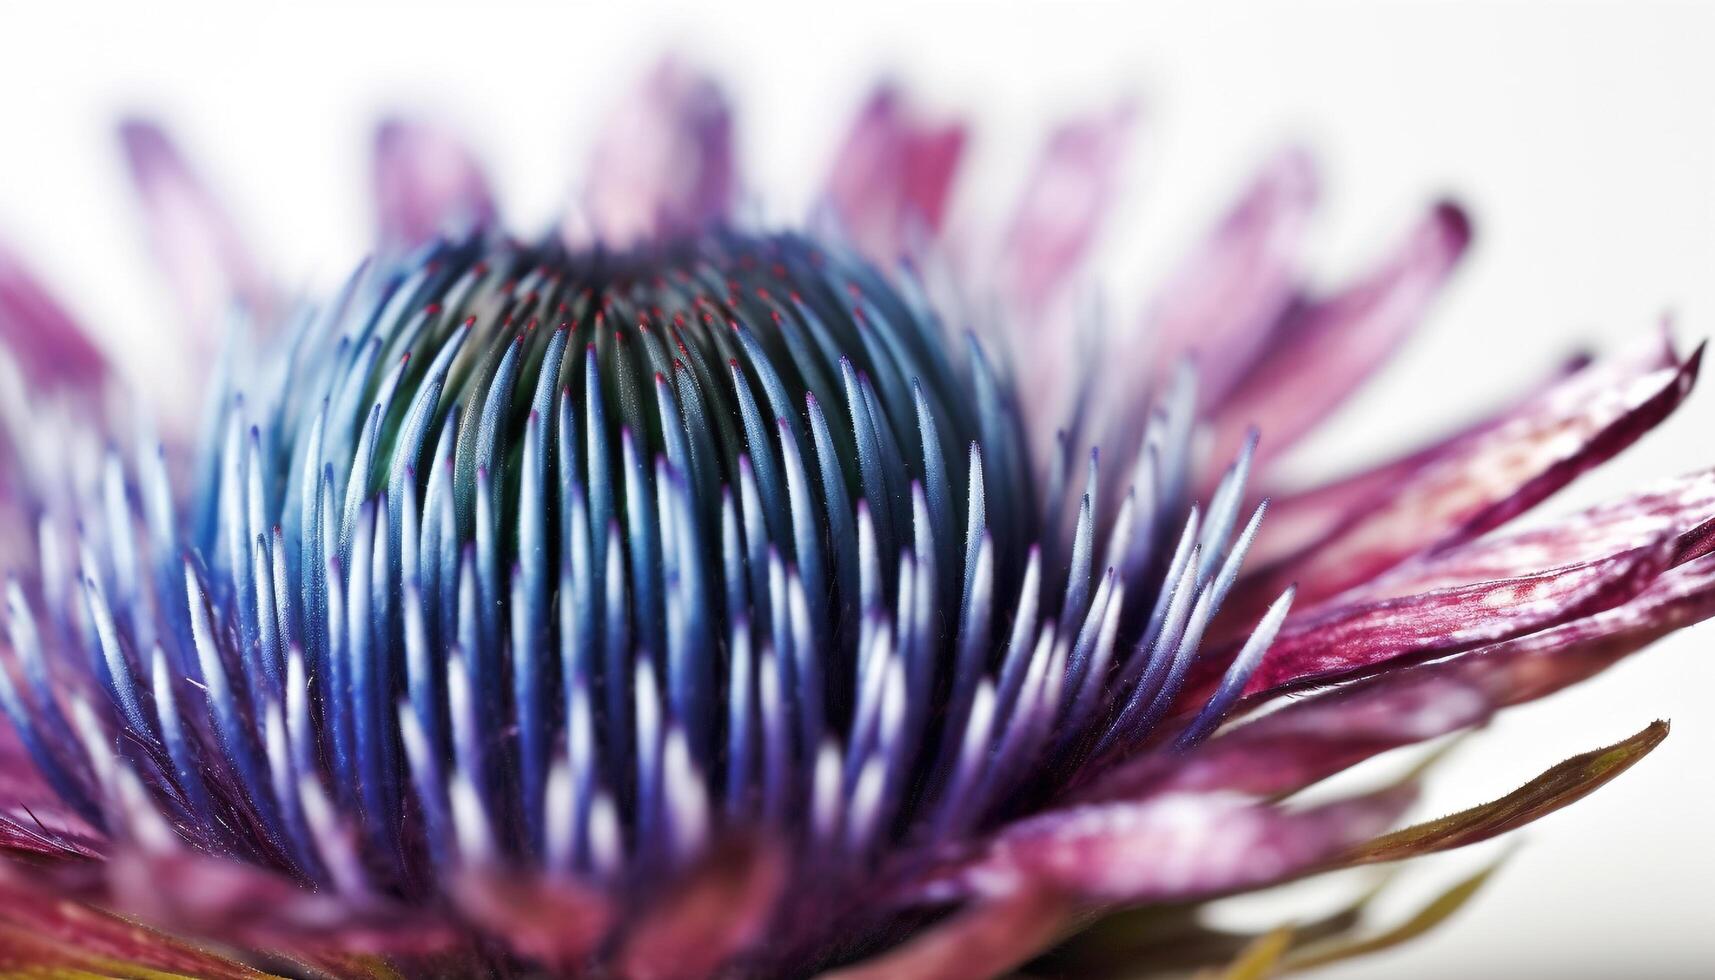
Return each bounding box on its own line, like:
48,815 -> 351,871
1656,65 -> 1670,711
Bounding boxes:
2,1 -> 1712,976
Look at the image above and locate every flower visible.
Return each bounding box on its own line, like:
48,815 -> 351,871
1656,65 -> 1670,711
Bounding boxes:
0,57 -> 1709,979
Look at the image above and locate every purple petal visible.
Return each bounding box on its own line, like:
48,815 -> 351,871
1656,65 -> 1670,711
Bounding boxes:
615,840 -> 785,980
118,119 -> 273,345
1248,354 -> 1590,569
997,103 -> 1137,314
1086,671 -> 1491,802
1206,201 -> 1472,474
452,871 -> 612,966
1234,340 -> 1701,613
1130,545 -> 1715,804
373,117 -> 497,251
1232,537 -> 1675,699
0,878 -> 263,978
963,786 -> 1412,904
819,886 -> 1075,980
1142,147 -> 1318,407
824,85 -> 966,264
0,241 -> 107,392
576,59 -> 735,249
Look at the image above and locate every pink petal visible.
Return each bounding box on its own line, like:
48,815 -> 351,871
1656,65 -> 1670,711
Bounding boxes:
1084,672 -> 1492,803
1235,340 -> 1701,613
1142,147 -> 1319,408
997,103 -> 1137,314
372,117 -> 497,251
963,785 -> 1412,904
577,59 -> 735,249
0,878 -> 264,978
817,886 -> 1074,980
824,86 -> 966,265
1248,353 -> 1591,569
615,840 -> 785,980
1355,469 -> 1715,602
0,241 -> 107,392
1232,537 -> 1674,699
118,119 -> 273,345
1206,201 -> 1473,474
1086,550 -> 1715,807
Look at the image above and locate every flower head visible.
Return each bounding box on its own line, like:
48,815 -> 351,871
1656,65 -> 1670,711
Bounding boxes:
0,58 -> 1709,978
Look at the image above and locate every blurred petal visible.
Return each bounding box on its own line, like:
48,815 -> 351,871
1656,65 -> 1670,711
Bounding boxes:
1284,861 -> 1501,972
616,840 -> 785,980
956,786 -> 1412,904
1144,147 -> 1319,407
998,102 -> 1137,313
1087,672 -> 1492,802
824,85 -> 966,264
452,870 -> 611,967
578,59 -> 735,248
819,886 -> 1074,980
372,117 -> 497,251
0,877 -> 266,978
1207,201 -> 1472,473
1236,340 -> 1702,612
1336,721 -> 1668,866
0,240 -> 107,392
119,119 -> 273,347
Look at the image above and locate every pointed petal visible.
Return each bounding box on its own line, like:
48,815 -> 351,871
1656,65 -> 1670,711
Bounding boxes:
824,85 -> 966,264
118,119 -> 272,344
1207,201 -> 1472,472
998,102 -> 1137,313
1143,147 -> 1319,407
1336,721 -> 1668,866
372,117 -> 497,251
1248,354 -> 1590,568
1120,550 -> 1715,803
1236,340 -> 1701,612
577,59 -> 735,248
0,241 -> 107,392
1233,537 -> 1675,699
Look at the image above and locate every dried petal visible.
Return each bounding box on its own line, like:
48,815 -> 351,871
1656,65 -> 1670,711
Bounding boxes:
1335,721 -> 1668,866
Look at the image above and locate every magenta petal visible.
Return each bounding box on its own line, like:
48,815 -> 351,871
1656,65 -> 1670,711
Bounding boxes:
998,103 -> 1137,314
1086,673 -> 1491,803
818,886 -> 1074,980
825,86 -> 966,265
1237,341 -> 1701,611
1233,538 -> 1674,699
1206,201 -> 1472,474
118,119 -> 272,345
0,241 -> 107,393
578,59 -> 735,249
1143,147 -> 1318,407
616,841 -> 784,980
965,786 -> 1412,903
373,117 -> 497,251
1247,354 -> 1591,569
